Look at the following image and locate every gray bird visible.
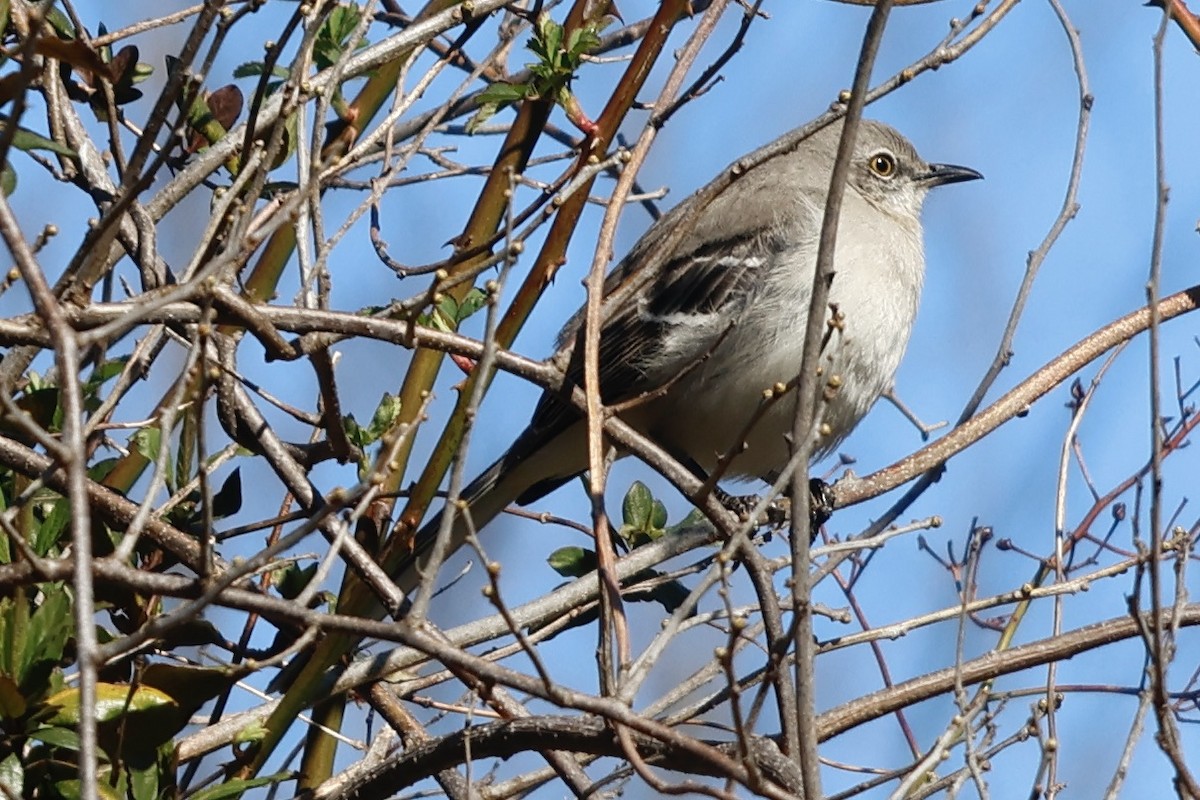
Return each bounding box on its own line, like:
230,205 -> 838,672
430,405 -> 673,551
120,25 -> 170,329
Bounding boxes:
400,119 -> 980,593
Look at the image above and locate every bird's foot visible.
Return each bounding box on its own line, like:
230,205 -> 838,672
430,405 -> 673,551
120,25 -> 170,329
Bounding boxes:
715,478 -> 834,541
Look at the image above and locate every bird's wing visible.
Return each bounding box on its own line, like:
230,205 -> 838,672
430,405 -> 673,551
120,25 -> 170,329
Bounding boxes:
506,222 -> 796,494
399,175 -> 819,591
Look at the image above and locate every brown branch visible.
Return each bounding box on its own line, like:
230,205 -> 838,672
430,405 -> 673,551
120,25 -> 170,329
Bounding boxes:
816,604 -> 1200,741
835,285 -> 1200,507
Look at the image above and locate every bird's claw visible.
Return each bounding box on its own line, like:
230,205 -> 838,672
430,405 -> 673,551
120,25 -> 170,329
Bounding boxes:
715,478 -> 835,541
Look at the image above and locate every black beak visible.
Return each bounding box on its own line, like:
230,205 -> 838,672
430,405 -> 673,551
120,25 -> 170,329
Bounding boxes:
920,162 -> 983,187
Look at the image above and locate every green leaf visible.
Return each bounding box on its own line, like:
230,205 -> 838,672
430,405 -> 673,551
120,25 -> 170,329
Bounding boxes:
130,426 -> 162,465
0,162 -> 15,196
32,498 -> 66,557
364,393 -> 402,442
84,356 -> 129,395
477,82 -> 530,106
547,546 -> 596,578
327,3 -> 363,41
533,14 -> 563,64
467,83 -> 531,133
42,6 -> 74,38
619,481 -> 668,546
622,481 -> 654,529
233,61 -> 289,80
274,562 -> 317,600
28,725 -> 80,750
130,426 -> 172,488
127,757 -> 161,800
455,287 -> 488,323
87,458 -> 119,483
140,663 -> 236,720
53,779 -> 123,800
650,498 -> 668,529
314,3 -> 366,71
130,60 -> 154,85
176,409 -> 196,494
342,413 -> 365,448
0,595 -> 24,678
233,720 -> 268,744
669,508 -> 709,531
21,583 -> 71,691
0,673 -> 26,718
0,751 -> 22,798
188,774 -> 291,800
46,683 -> 175,726
1,122 -> 76,157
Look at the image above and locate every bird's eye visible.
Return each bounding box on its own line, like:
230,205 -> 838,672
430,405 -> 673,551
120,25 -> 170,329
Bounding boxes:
868,152 -> 897,178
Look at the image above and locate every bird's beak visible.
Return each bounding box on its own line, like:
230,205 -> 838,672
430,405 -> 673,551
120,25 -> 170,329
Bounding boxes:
920,162 -> 984,186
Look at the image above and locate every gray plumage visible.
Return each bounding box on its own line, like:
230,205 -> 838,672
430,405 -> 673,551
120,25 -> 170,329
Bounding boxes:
400,119 -> 980,594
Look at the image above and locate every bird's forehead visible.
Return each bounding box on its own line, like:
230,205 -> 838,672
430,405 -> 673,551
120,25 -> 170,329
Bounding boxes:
854,123 -> 923,162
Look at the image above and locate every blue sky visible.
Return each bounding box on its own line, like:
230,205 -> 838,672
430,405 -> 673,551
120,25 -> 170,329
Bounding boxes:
19,0 -> 1200,796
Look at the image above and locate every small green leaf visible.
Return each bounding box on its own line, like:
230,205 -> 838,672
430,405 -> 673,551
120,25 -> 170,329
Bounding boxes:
466,82 -> 531,133
342,413 -> 365,448
22,583 -> 71,689
130,768 -> 160,800
42,6 -> 74,38
84,357 -> 129,394
621,481 -> 654,529
649,498 -> 668,529
188,774 -> 290,800
234,720 -> 269,744
0,751 -> 22,798
87,458 -> 119,483
364,393 -> 402,442
54,779 -> 124,800
0,162 -> 15,196
477,82 -> 530,105
669,508 -> 708,531
619,481 -> 668,546
130,426 -> 173,489
274,562 -> 317,600
314,3 -> 366,70
547,546 -> 596,577
233,61 -> 289,80
46,683 -> 175,726
140,663 -> 236,718
130,61 -> 154,84
455,287 -> 488,323
129,426 -> 162,465
0,674 -> 26,718
3,123 -> 76,157
33,498 -> 70,557
418,294 -> 463,333
28,725 -> 80,750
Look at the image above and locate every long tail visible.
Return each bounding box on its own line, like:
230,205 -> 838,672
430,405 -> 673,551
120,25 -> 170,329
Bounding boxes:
394,427 -> 583,595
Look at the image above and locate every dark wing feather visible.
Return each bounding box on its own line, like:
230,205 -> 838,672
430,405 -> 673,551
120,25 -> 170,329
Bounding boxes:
504,230 -> 779,504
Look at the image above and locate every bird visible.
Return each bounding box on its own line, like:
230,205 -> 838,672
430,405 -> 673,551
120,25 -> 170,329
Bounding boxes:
399,119 -> 981,594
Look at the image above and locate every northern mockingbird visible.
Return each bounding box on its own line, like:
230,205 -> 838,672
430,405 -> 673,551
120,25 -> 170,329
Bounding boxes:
401,119 -> 980,593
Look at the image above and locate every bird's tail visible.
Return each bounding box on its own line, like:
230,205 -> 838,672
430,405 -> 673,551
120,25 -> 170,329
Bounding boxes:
394,429 -> 582,595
